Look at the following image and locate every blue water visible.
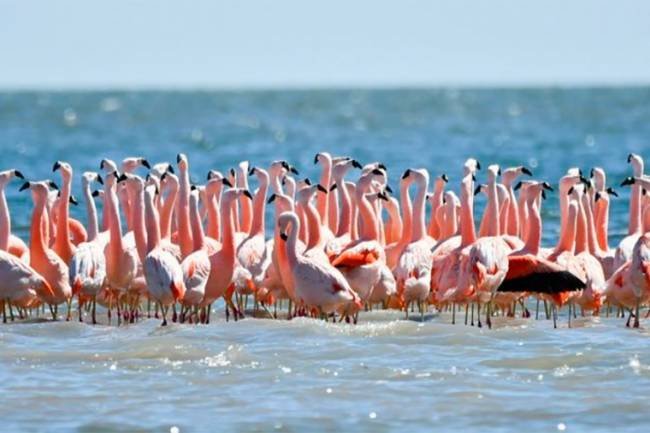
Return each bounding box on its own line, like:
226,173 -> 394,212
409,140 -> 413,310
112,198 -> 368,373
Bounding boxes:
1,88 -> 650,432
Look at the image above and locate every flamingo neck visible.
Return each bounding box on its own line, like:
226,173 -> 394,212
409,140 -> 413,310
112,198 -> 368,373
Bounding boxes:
206,189 -> 221,241
460,177 -> 477,246
107,184 -> 125,253
356,186 -> 379,241
398,180 -> 413,246
486,178 -> 500,236
284,215 -> 300,270
335,173 -> 352,237
317,159 -> 331,227
303,200 -> 323,250
237,171 -> 252,234
83,183 -> 99,242
0,185 -> 10,251
594,198 -> 610,251
160,183 -> 178,240
30,196 -> 48,257
54,175 -> 72,252
177,165 -> 194,257
411,178 -> 428,242
190,195 -> 205,251
250,175 -> 269,236
144,191 -> 161,252
524,198 -> 541,255
427,182 -> 444,238
129,187 -> 147,262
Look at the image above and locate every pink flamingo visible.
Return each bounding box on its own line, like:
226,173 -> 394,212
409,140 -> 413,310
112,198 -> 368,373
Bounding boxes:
501,166 -> 533,237
21,181 -> 72,319
143,184 -> 185,326
51,161 -> 77,265
394,168 -> 435,317
68,172 -> 107,323
426,173 -> 448,239
0,169 -> 30,263
176,154 -> 194,258
277,211 -> 362,320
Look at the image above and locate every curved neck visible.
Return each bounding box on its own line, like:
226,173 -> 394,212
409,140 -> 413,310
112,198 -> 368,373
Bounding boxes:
399,180 -> 413,246
285,216 -> 300,269
356,186 -> 379,240
144,191 -> 161,252
594,197 -> 610,251
582,194 -> 600,255
30,195 -> 48,256
317,160 -> 331,226
205,188 -> 221,240
524,198 -> 541,255
55,175 -> 71,249
486,178 -> 500,236
335,173 -> 352,237
190,195 -> 205,251
237,172 -> 253,234
304,200 -> 323,250
83,183 -> 99,242
107,184 -> 125,253
177,166 -> 194,256
556,205 -> 577,255
129,187 -> 147,262
160,184 -> 178,240
411,178 -> 428,242
250,174 -> 269,236
0,185 -> 10,250
220,197 -> 236,263
427,182 -> 444,238
460,177 -> 477,246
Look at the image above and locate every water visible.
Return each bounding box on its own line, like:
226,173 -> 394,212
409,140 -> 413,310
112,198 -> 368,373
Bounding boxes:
1,88 -> 650,432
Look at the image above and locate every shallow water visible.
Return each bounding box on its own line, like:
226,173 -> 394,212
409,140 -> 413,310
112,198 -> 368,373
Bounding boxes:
1,88 -> 650,432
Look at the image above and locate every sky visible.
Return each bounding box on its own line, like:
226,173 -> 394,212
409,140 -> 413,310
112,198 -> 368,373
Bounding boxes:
2,0 -> 650,89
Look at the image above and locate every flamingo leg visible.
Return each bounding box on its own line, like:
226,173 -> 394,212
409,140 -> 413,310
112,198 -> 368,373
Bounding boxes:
634,299 -> 640,328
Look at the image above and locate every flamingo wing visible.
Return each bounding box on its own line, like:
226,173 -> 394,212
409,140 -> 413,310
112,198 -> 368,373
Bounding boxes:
498,254 -> 586,294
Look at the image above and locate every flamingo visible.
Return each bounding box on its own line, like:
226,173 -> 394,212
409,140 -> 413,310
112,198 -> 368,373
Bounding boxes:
51,161 -> 77,265
68,172 -> 107,323
21,181 -> 72,319
501,166 -> 533,237
394,169 -> 435,317
143,184 -> 185,326
176,154 -> 194,258
277,211 -> 362,320
0,169 -> 30,262
331,169 -> 387,304
426,173 -> 448,239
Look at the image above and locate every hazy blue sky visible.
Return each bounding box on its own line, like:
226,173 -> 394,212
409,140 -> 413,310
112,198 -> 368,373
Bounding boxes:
2,0 -> 650,89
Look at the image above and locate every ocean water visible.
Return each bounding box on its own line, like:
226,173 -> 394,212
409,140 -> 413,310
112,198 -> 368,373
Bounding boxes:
1,88 -> 650,432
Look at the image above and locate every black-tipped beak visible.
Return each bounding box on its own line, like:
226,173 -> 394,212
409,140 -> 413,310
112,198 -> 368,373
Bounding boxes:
473,186 -> 482,196
141,159 -> 151,169
48,181 -> 59,190
567,186 -> 575,195
371,168 -> 384,176
243,190 -> 253,200
160,172 -> 167,182
441,173 -> 448,183
13,170 -> 24,179
176,154 -> 182,163
514,181 -> 522,191
248,167 -> 256,176
542,182 -> 554,191
329,184 -> 338,192
378,191 -> 389,201
222,178 -> 233,187
628,153 -> 633,163
91,190 -> 100,197
190,184 -> 197,191
352,160 -> 362,169
522,167 -> 532,176
579,175 -> 590,186
69,195 -> 79,205
167,165 -> 175,174
607,187 -> 619,197
594,192 -> 601,202
471,174 -> 476,182
304,178 -> 312,186
280,232 -> 288,241
590,168 -> 595,178
19,181 -> 30,192
476,161 -> 481,170
206,171 -> 214,180
52,161 -> 61,172
497,168 -> 502,176
229,168 -> 235,177
96,174 -> 104,185
541,190 -> 547,200
401,169 -> 411,180
620,176 -> 635,187
313,154 -> 319,164
117,173 -> 128,183
378,163 -> 387,171
384,185 -> 393,194
267,194 -> 276,204
100,159 -> 106,170
317,184 -> 328,194
289,166 -> 299,175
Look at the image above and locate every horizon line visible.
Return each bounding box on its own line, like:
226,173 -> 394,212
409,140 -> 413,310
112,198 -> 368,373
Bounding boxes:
1,81 -> 650,93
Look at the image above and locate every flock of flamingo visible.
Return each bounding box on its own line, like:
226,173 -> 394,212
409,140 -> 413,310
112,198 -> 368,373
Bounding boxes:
1,152 -> 649,329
